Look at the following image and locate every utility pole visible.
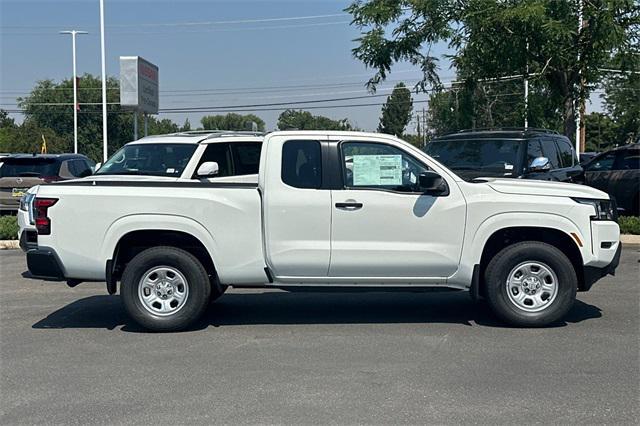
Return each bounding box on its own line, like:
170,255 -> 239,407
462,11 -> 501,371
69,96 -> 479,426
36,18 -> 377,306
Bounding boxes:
99,0 -> 108,162
524,40 -> 529,130
422,107 -> 427,148
575,0 -> 585,156
59,30 -> 88,154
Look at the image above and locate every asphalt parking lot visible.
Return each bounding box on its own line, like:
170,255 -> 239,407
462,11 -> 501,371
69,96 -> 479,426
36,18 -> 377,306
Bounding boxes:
1,247 -> 638,424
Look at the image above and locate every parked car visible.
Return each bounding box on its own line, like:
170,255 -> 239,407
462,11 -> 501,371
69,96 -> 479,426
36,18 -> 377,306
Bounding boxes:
582,143 -> 639,216
425,128 -> 582,182
579,152 -> 599,164
20,130 -> 620,331
0,153 -> 94,215
94,130 -> 263,182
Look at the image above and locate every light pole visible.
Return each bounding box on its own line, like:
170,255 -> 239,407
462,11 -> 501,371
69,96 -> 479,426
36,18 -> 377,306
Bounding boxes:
99,0 -> 108,162
59,30 -> 87,154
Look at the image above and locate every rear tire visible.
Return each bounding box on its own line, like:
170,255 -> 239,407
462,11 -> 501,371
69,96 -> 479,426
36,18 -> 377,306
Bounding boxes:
121,246 -> 211,332
484,241 -> 577,327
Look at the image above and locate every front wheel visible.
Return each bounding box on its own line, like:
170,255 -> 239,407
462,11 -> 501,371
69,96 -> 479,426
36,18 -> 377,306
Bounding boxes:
121,246 -> 211,332
484,241 -> 577,327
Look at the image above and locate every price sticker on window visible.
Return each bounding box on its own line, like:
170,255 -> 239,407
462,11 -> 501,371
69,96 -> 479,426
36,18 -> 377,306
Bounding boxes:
352,155 -> 402,186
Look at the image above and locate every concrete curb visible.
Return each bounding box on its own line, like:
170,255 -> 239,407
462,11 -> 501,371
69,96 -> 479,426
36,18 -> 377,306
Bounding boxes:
621,234 -> 640,245
1,235 -> 639,250
0,240 -> 19,250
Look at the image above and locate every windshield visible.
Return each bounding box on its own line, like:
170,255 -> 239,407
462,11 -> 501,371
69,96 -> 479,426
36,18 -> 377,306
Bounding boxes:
425,138 -> 524,179
96,143 -> 197,177
0,158 -> 60,177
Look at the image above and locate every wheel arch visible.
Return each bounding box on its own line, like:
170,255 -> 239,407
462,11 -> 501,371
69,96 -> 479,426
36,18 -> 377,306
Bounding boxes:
477,226 -> 585,296
102,215 -> 219,294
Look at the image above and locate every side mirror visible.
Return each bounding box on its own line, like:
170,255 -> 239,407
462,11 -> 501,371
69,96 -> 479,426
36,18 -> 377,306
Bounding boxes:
196,161 -> 219,177
418,171 -> 446,194
529,157 -> 551,172
93,162 -> 102,172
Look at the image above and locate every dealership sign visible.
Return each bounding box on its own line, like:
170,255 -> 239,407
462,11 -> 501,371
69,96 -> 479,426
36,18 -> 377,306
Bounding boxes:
119,56 -> 159,114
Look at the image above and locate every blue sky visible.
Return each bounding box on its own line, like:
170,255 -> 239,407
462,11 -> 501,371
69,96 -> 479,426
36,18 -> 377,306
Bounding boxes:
1,0 -> 599,133
0,0 -> 450,131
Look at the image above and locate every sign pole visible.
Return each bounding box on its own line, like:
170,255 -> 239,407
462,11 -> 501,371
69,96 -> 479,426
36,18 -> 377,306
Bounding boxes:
99,0 -> 108,162
144,113 -> 148,137
133,111 -> 138,140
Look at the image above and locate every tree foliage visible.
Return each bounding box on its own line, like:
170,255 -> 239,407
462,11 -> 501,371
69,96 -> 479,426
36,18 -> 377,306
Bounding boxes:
602,67 -> 640,144
347,0 -> 639,140
277,109 -> 353,130
201,113 -> 265,131
378,82 -> 413,136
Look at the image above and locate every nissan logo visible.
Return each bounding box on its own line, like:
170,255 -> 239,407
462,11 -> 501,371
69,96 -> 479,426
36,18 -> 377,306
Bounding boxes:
16,178 -> 23,184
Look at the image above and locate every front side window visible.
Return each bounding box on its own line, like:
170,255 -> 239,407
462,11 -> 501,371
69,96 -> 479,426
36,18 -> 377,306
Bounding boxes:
586,152 -> 616,172
281,140 -> 322,189
615,151 -> 639,170
97,143 -> 197,177
341,142 -> 428,192
527,140 -> 543,166
196,143 -> 232,177
540,139 -> 561,169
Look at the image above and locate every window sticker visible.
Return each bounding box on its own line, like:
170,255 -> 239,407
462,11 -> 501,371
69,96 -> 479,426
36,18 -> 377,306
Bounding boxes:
352,154 -> 402,186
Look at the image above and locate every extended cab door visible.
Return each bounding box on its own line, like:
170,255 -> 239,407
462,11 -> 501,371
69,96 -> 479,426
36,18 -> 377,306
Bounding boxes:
329,138 -> 466,280
261,135 -> 332,277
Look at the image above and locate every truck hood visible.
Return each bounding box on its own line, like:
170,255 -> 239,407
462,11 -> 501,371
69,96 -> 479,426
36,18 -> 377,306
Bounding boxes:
483,178 -> 609,199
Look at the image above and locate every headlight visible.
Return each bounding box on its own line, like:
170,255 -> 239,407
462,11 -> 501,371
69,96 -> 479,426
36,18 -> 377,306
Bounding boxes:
572,197 -> 618,221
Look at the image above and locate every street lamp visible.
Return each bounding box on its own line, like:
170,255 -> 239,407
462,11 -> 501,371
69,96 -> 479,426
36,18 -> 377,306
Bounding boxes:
59,30 -> 88,154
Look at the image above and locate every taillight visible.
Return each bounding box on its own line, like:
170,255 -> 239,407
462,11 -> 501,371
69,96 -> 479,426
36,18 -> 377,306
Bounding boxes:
34,198 -> 58,235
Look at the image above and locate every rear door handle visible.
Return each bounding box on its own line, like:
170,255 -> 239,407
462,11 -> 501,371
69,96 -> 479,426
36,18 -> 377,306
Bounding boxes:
335,202 -> 363,210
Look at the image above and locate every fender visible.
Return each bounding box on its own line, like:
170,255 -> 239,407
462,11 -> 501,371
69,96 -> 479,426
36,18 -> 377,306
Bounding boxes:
448,212 -> 587,287
101,213 -> 220,270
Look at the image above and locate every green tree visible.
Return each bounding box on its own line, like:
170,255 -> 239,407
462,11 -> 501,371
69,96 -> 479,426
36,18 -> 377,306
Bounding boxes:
378,83 -> 413,136
602,69 -> 640,145
277,109 -> 353,130
347,0 -> 639,141
181,118 -> 191,132
201,113 -> 265,131
0,118 -> 67,154
584,112 -> 620,152
0,109 -> 16,129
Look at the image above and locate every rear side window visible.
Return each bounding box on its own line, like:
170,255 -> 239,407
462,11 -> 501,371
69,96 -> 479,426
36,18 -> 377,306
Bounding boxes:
231,143 -> 261,175
0,158 -> 60,177
586,152 -> 616,171
556,139 -> 575,167
71,159 -> 92,177
615,150 -> 640,170
540,139 -> 561,169
197,143 -> 232,177
281,140 -> 322,189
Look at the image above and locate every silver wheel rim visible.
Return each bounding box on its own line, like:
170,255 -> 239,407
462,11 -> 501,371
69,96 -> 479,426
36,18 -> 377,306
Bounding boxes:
137,266 -> 189,316
506,261 -> 558,313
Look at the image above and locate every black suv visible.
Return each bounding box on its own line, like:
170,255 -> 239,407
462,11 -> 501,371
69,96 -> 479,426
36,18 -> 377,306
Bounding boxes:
425,128 -> 582,182
582,143 -> 639,216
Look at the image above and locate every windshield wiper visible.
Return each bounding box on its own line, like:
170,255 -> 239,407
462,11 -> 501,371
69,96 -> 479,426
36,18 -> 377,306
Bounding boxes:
96,170 -> 151,176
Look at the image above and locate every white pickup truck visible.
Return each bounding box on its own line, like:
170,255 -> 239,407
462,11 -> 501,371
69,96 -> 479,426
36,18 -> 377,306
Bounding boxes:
21,131 -> 621,331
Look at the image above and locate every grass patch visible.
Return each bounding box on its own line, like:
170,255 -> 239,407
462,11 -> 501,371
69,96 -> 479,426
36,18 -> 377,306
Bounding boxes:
0,215 -> 19,240
619,216 -> 640,235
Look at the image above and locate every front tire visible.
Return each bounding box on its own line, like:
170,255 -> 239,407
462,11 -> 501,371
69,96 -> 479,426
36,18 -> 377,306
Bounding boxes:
121,246 -> 211,332
484,241 -> 577,327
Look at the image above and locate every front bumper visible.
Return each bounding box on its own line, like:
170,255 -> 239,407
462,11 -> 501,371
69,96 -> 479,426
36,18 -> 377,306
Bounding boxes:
581,243 -> 622,291
26,248 -> 66,281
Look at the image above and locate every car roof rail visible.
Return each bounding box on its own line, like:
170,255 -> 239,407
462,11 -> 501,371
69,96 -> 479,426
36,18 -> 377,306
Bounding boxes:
457,127 -> 559,134
202,131 -> 267,140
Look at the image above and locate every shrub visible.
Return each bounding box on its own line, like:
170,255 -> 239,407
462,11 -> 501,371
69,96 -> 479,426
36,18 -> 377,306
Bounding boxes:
619,216 -> 640,235
0,215 -> 19,240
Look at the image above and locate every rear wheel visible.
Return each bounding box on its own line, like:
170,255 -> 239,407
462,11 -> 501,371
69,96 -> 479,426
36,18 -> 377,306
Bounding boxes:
484,241 -> 577,327
121,246 -> 211,332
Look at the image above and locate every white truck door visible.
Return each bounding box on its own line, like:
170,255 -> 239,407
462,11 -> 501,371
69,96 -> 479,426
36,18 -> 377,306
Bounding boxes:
261,135 -> 331,277
329,139 -> 466,280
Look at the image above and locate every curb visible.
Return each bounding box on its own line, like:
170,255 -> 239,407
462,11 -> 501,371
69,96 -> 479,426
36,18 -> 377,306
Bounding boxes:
0,240 -> 20,250
621,234 -> 640,245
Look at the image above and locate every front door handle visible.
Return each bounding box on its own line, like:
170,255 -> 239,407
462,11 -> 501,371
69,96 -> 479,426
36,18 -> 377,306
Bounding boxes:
335,201 -> 363,210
